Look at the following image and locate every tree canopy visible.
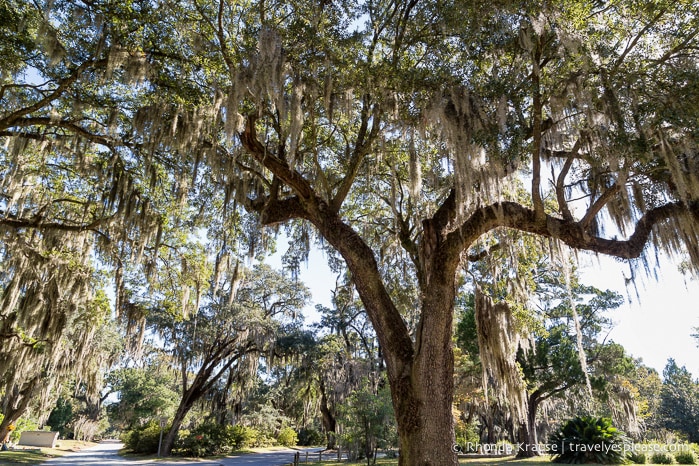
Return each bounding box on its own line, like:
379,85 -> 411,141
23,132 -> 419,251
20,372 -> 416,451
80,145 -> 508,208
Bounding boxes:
2,0 -> 699,464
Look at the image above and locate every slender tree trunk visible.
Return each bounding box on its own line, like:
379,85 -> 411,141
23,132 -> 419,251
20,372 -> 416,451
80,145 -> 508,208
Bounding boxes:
161,392 -> 197,456
0,411 -> 22,443
213,369 -> 235,426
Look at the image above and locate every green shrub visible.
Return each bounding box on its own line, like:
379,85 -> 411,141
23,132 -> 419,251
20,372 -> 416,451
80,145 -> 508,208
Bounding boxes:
122,420 -> 163,454
231,425 -> 259,449
549,416 -> 630,464
176,424 -> 261,457
675,451 -> 697,465
250,431 -> 276,447
628,451 -> 646,464
12,417 -> 39,443
119,429 -> 132,446
651,452 -> 675,464
230,425 -> 274,448
297,427 -> 323,446
277,427 -> 298,447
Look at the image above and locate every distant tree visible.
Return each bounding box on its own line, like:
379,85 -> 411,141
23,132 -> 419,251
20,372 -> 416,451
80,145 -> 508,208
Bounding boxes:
659,359 -> 699,442
255,328 -> 318,433
313,279 -> 384,449
339,376 -> 397,465
149,263 -> 309,456
630,364 -> 663,439
455,265 -> 628,455
106,365 -> 179,431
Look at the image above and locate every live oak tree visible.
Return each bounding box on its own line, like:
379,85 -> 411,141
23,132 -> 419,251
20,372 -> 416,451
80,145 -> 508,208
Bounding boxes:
0,0 -> 176,440
142,259 -> 309,456
224,2 -> 699,462
3,1 -> 699,464
456,259 -> 630,456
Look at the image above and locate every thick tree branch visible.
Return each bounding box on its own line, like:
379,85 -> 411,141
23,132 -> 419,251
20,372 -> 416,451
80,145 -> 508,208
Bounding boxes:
240,115 -> 313,200
331,99 -> 381,212
0,59 -> 106,129
250,195 -> 309,225
448,200 -> 694,260
419,190 -> 458,288
467,243 -> 501,262
240,132 -> 414,376
4,117 -> 115,147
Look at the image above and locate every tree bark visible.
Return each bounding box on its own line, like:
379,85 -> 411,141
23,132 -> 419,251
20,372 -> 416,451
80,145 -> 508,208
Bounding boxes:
393,257 -> 459,466
0,377 -> 40,443
395,353 -> 457,466
161,385 -> 201,456
319,379 -> 337,449
517,394 -> 541,458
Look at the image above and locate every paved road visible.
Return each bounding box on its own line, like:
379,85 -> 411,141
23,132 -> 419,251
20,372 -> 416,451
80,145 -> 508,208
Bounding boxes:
218,448 -> 324,466
39,440 -> 219,466
37,441 -> 322,466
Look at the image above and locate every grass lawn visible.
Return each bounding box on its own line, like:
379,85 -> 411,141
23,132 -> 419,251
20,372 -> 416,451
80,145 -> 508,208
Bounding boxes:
0,440 -> 97,465
314,456 -> 553,466
312,455 -> 679,466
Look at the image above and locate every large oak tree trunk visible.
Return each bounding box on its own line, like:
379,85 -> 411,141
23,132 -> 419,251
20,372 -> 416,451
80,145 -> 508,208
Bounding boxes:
393,342 -> 457,466
302,196 -> 462,466
387,247 -> 460,466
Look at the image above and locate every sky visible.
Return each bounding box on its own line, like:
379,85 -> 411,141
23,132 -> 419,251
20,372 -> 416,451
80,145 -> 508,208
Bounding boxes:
266,238 -> 699,380
578,252 -> 699,378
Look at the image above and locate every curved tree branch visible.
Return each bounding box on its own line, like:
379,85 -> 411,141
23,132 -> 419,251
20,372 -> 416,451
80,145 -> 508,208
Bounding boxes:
331,98 -> 381,212
0,58 -> 107,130
4,117 -> 115,147
239,115 -> 313,200
448,200 -> 694,261
580,182 -> 622,228
0,210 -> 117,233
